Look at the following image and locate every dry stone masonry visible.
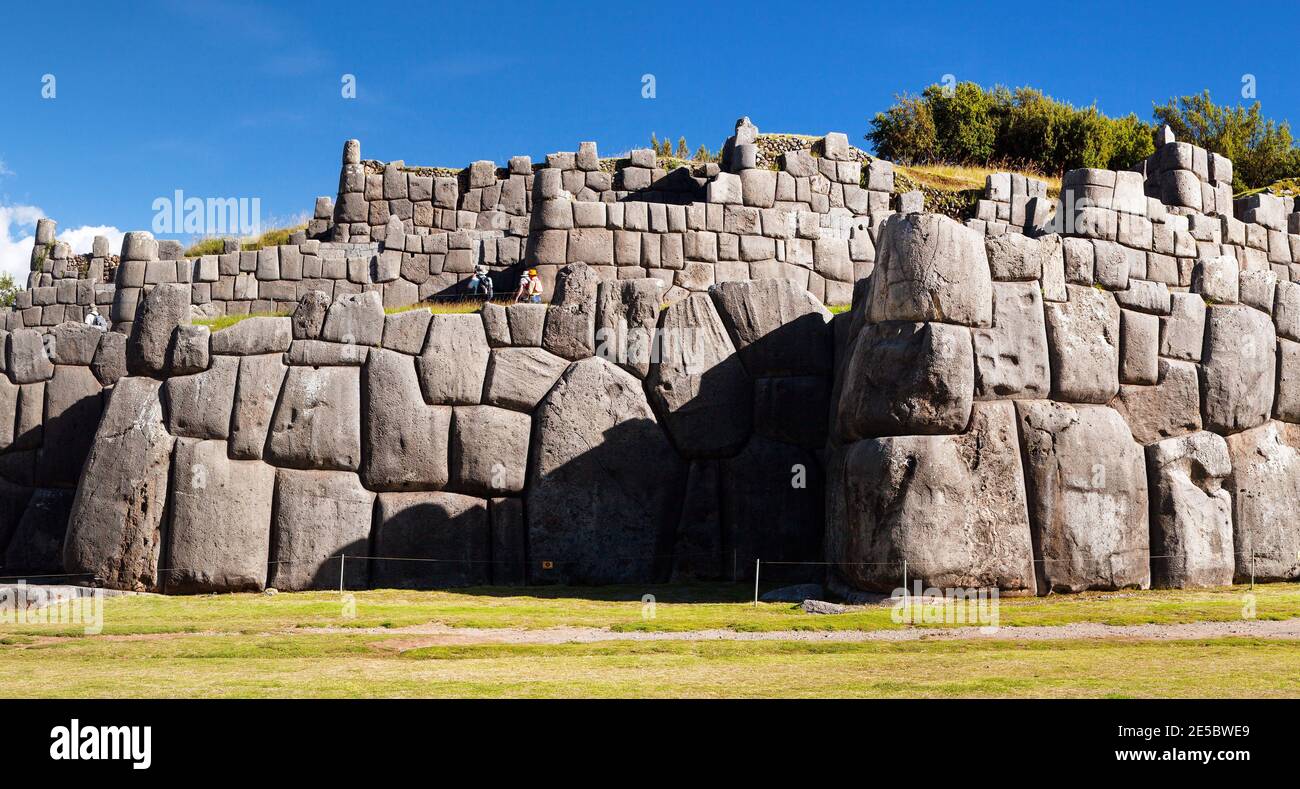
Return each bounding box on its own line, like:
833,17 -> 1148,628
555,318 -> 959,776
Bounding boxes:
4,119 -> 1300,596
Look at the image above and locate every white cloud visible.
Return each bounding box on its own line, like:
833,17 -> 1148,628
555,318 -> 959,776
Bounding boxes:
0,204 -> 124,286
0,204 -> 44,284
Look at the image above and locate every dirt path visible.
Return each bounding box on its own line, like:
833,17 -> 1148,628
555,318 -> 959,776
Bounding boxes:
301,616 -> 1300,650
12,617 -> 1300,649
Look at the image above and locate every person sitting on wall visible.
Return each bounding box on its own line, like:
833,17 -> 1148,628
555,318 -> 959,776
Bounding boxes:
515,268 -> 543,304
467,263 -> 494,299
84,305 -> 108,331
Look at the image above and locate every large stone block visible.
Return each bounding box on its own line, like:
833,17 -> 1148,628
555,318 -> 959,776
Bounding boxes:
163,438 -> 275,594
753,375 -> 830,450
541,263 -> 599,360
63,378 -> 174,591
3,488 -> 74,574
1044,284 -> 1120,403
1016,400 -> 1150,592
595,278 -> 663,378
371,491 -> 490,588
1110,358 -> 1202,444
37,365 -> 103,487
866,213 -> 992,327
1224,421 -> 1300,581
449,405 -> 531,495
1200,305 -> 1276,434
527,357 -> 686,584
322,290 -> 384,346
417,313 -> 490,404
229,354 -> 288,460
7,329 -> 54,384
709,278 -> 832,377
362,348 -> 450,490
645,293 -> 752,458
127,283 -> 190,376
482,347 -> 569,412
162,355 -> 238,440
837,321 -> 973,439
1146,431 -> 1234,588
971,281 -> 1050,399
267,366 -> 362,471
720,435 -> 824,583
268,469 -> 375,591
209,316 -> 292,355
834,402 -> 1036,593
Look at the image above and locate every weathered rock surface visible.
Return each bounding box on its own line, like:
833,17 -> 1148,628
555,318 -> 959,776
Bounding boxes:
866,213 -> 992,327
834,402 -> 1036,593
321,290 -> 384,346
209,316 -> 292,355
162,355 -> 238,440
3,488 -> 74,573
371,491 -> 490,588
710,278 -> 832,376
595,278 -> 663,378
268,469 -> 374,591
971,282 -> 1049,399
8,329 -> 54,384
836,321 -> 974,439
1044,284 -> 1120,403
266,366 -> 361,471
37,365 -> 103,487
127,283 -> 190,376
229,354 -> 287,460
362,348 -> 450,490
482,347 -> 569,412
1146,431 -> 1234,588
1224,421 -> 1300,581
1110,359 -> 1202,444
542,263 -> 599,360
417,313 -> 489,404
1200,305 -> 1276,434
63,378 -> 175,591
449,405 -> 531,495
644,293 -> 752,458
527,357 -> 685,584
1016,400 -> 1150,592
163,438 -> 275,593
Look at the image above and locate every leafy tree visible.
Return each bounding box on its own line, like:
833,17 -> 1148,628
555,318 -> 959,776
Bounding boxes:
1153,90 -> 1300,190
867,92 -> 936,164
0,273 -> 19,308
867,82 -> 1154,174
676,137 -> 689,158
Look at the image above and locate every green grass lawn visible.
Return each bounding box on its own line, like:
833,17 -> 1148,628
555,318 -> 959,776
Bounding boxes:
3,582 -> 1294,637
1,634 -> 1296,698
3,583 -> 1297,698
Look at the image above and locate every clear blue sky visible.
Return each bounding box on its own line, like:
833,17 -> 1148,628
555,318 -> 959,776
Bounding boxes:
1,0 -> 1298,272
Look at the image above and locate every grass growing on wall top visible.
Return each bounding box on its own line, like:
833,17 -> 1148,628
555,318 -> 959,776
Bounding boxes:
385,299 -> 517,316
193,311 -> 289,331
183,223 -> 309,258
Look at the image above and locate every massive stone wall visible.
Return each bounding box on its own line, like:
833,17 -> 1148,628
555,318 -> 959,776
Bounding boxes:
826,128 -> 1300,595
7,119 -> 1300,596
3,266 -> 832,591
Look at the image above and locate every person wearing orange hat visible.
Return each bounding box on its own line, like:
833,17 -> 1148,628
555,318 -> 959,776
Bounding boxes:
515,267 -> 543,303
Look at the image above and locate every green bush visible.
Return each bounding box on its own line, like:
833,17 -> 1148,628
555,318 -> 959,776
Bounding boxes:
868,82 -> 1154,174
1153,90 -> 1300,191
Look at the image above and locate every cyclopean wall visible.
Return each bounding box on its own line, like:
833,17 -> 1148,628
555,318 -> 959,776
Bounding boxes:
22,266 -> 833,592
827,126 -> 1300,596
6,119 -> 1300,595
